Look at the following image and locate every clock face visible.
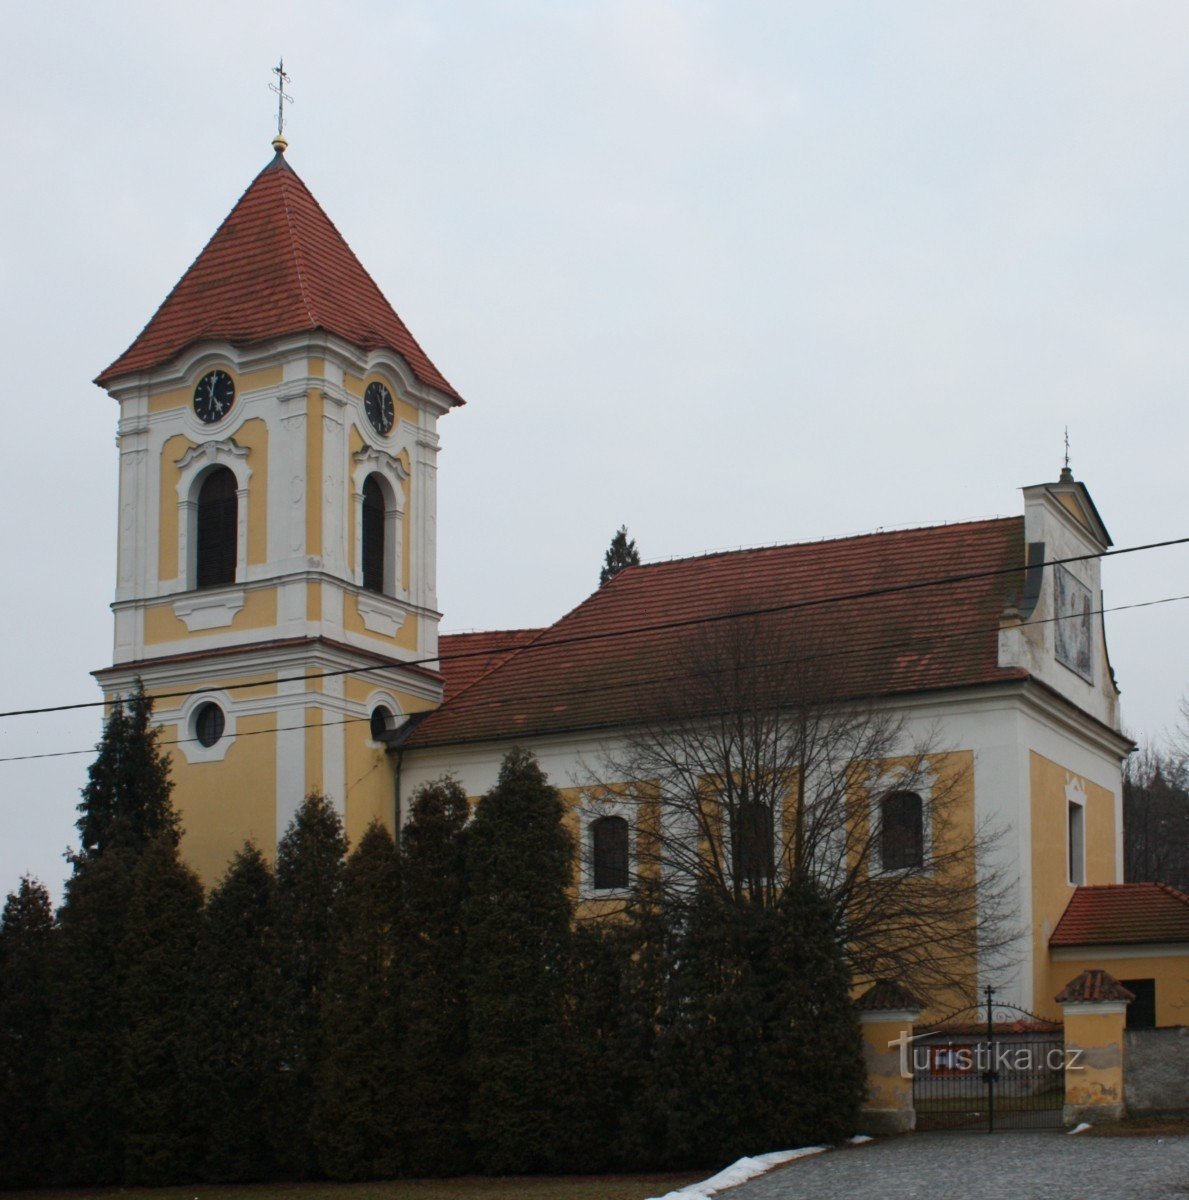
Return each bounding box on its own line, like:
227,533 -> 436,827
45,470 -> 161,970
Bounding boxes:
364,381 -> 395,435
193,370 -> 236,424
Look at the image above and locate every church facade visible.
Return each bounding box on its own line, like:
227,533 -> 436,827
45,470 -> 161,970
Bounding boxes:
95,141 -> 1186,1026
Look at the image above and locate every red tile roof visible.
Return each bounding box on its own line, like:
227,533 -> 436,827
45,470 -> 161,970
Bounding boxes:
96,151 -> 462,402
856,980 -> 923,1012
410,517 -> 1029,748
438,629 -> 544,702
1054,969 -> 1136,1004
1050,883 -> 1189,948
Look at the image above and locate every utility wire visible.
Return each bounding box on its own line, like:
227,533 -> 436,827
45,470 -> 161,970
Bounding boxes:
0,590 -> 1184,766
0,534 -> 1185,722
0,713 -> 372,765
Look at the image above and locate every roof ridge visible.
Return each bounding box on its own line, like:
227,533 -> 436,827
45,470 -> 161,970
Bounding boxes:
442,626 -> 546,638
631,515 -> 1022,572
1156,881 -> 1189,904
277,169 -> 318,329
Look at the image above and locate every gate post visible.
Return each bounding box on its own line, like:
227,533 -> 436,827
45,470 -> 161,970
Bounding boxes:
856,981 -> 922,1135
1057,970 -> 1134,1126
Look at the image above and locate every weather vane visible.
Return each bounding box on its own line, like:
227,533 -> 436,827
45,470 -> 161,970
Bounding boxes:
270,58 -> 293,141
1063,426 -> 1071,471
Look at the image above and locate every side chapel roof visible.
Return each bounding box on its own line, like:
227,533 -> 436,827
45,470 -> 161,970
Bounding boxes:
96,149 -> 462,402
1050,883 -> 1189,948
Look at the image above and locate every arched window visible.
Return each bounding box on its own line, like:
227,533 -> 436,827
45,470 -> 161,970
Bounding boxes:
881,791 -> 924,870
196,467 -> 237,588
361,475 -> 386,593
591,815 -> 629,890
370,705 -> 395,742
737,799 -> 775,886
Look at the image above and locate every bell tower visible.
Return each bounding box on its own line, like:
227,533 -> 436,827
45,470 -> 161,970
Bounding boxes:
93,137 -> 464,883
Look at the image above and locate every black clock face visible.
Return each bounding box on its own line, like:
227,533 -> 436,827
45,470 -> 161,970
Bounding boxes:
193,370 -> 236,424
364,381 -> 395,435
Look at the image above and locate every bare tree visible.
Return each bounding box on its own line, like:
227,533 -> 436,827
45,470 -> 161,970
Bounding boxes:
1123,735 -> 1189,892
585,611 -> 1018,1002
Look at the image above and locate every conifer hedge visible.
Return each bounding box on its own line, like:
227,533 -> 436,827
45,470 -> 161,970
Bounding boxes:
1,712 -> 869,1185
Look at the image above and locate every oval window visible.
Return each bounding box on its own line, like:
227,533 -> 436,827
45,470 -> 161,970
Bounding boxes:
194,702 -> 226,748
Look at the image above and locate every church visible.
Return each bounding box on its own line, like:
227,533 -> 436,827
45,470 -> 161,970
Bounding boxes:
93,137 -> 1188,1028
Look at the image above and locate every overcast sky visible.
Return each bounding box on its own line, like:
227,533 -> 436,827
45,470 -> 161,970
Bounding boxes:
2,1 -> 1187,898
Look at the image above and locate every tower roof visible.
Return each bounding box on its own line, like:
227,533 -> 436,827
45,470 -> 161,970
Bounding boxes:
95,150 -> 462,402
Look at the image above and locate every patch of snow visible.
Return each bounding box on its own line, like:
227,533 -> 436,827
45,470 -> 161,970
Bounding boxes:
848,1134 -> 874,1144
1068,1122 -> 1092,1135
645,1146 -> 828,1200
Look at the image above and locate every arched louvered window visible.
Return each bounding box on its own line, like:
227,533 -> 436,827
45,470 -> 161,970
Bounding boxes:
362,475 -> 386,594
591,815 -> 630,890
196,467 -> 237,589
881,790 -> 924,870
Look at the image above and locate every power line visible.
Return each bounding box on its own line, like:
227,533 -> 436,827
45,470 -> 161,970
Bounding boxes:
0,590 -> 1184,767
0,534 -> 1185,723
0,712 -> 371,765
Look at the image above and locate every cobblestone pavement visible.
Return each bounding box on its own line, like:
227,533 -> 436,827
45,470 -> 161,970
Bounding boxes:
722,1132 -> 1189,1199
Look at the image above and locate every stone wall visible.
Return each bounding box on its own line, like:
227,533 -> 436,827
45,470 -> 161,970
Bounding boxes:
1125,1027 -> 1189,1115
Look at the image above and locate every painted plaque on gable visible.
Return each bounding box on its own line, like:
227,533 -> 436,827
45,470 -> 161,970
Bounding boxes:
1054,565 -> 1093,682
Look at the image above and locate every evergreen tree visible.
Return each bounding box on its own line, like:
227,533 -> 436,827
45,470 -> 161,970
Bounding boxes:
314,821 -> 402,1181
563,919 -> 638,1172
0,877 -> 55,1188
49,684 -> 184,1184
117,833 -> 205,1184
653,882 -> 864,1166
48,845 -> 138,1183
189,843 -> 279,1182
271,792 -> 347,1176
463,748 -> 574,1173
599,525 -> 640,587
398,777 -> 472,1176
76,682 -> 178,859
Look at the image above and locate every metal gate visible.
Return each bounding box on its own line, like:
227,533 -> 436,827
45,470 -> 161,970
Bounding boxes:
912,987 -> 1065,1132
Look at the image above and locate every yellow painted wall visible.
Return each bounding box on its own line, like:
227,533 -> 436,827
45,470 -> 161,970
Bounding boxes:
343,596 -> 419,650
158,434 -> 190,581
860,1015 -> 916,1115
343,718 -> 395,848
347,427 -> 363,575
1063,1007 -> 1126,1115
399,451 -> 411,591
146,364 -> 283,416
342,679 -> 439,848
168,710 -> 278,887
1049,953 -> 1189,1027
1030,752 -> 1117,1015
236,417 -> 269,566
143,586 -> 278,644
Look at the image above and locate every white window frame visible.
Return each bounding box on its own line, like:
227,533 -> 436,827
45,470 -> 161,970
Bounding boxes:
868,766 -> 935,876
175,438 -> 252,593
173,688 -> 238,764
579,794 -> 636,899
351,447 -> 408,600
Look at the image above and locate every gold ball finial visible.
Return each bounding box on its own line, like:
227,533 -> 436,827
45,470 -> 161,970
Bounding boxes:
272,134 -> 289,154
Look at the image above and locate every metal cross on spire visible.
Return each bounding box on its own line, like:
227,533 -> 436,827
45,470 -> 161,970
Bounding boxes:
1061,426 -> 1073,481
270,58 -> 293,141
